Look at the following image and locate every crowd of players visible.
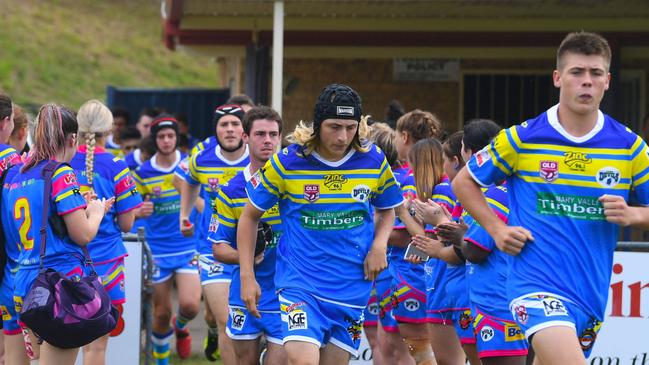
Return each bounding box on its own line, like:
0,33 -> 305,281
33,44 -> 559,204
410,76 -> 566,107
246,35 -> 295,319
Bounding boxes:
1,31 -> 648,365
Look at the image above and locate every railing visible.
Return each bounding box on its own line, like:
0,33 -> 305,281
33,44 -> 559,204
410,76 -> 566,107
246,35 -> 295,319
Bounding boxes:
615,241 -> 649,252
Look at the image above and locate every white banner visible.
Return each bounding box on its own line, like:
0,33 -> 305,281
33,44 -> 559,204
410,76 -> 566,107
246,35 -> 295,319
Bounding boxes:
76,240 -> 142,364
352,251 -> 649,364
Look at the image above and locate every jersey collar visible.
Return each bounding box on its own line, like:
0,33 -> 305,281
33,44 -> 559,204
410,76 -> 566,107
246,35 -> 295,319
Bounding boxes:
215,144 -> 249,165
151,150 -> 181,172
546,104 -> 604,143
243,163 -> 253,182
311,148 -> 355,168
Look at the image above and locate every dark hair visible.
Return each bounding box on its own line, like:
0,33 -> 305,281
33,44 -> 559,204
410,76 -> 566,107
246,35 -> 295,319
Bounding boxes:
11,104 -> 29,137
178,134 -> 190,151
139,107 -> 164,119
385,99 -> 404,129
243,106 -> 283,135
227,94 -> 254,107
111,106 -> 130,124
138,134 -> 156,158
557,31 -> 611,70
462,119 -> 501,154
120,126 -> 142,141
174,112 -> 189,126
442,131 -> 464,163
0,93 -> 12,120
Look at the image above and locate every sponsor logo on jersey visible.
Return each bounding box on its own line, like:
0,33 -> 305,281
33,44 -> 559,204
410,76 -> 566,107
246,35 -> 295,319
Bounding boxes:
459,310 -> 473,330
596,167 -> 620,188
154,201 -> 181,214
578,320 -> 601,351
564,152 -> 592,171
208,177 -> 220,192
480,326 -> 495,342
324,174 -> 347,190
1,305 -> 11,321
542,298 -> 568,317
13,296 -> 22,314
230,308 -> 246,331
539,160 -> 559,182
152,186 -> 162,197
303,184 -> 320,203
513,304 -> 528,325
208,216 -> 219,233
351,184 -> 371,202
207,262 -> 224,276
505,323 -> 525,341
536,193 -> 605,220
404,298 -> 420,312
345,316 -> 363,341
63,172 -> 77,186
300,210 -> 365,230
475,147 -> 491,167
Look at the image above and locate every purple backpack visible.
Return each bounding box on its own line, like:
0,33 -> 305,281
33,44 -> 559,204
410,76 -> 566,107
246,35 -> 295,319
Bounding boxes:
19,160 -> 118,349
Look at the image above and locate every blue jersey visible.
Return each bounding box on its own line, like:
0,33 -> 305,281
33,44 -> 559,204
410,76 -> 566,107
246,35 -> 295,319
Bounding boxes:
132,151 -> 197,257
105,134 -> 123,159
246,144 -> 403,307
190,136 -> 216,156
70,146 -> 142,263
2,163 -> 22,272
466,105 -> 649,320
208,167 -> 282,311
124,149 -> 145,171
7,161 -> 87,269
464,184 -> 511,319
186,144 -> 249,255
0,144 -> 21,172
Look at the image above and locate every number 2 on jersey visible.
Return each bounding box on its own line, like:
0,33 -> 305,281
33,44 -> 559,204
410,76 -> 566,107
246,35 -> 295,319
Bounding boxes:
14,197 -> 34,251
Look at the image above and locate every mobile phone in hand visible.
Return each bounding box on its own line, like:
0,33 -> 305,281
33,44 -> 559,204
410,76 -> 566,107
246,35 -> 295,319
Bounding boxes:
404,242 -> 430,262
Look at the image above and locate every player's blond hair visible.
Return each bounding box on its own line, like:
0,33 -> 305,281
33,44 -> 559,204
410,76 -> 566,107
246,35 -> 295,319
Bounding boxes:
286,116 -> 370,155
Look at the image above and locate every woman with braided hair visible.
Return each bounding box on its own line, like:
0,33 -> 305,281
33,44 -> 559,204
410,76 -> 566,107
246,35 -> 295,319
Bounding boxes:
69,100 -> 143,365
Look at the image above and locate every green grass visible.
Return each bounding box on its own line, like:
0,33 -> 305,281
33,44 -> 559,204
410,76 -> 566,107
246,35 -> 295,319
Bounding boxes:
1,0 -> 218,110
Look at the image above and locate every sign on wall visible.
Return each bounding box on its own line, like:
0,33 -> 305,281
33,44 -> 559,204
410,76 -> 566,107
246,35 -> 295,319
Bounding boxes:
393,59 -> 460,82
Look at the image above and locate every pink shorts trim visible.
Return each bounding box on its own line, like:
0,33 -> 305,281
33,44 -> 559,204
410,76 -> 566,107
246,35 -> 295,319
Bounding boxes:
393,316 -> 429,324
364,321 -> 378,327
479,349 -> 529,358
382,325 -> 399,333
3,328 -> 22,335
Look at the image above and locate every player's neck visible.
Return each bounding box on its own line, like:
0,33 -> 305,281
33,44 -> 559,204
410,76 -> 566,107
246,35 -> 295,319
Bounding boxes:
249,157 -> 265,174
155,150 -> 177,168
220,145 -> 245,162
556,104 -> 599,138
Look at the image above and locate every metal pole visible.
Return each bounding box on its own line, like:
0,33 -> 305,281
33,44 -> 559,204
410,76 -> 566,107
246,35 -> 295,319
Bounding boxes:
272,0 -> 284,115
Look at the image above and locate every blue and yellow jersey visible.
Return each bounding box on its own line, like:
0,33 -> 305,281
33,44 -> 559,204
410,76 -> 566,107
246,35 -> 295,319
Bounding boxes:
208,167 -> 282,311
132,151 -> 196,257
6,161 -> 87,269
105,134 -> 124,159
464,184 -> 510,319
186,144 -> 249,255
190,136 -> 216,156
246,143 -> 403,307
0,144 -> 21,172
466,105 -> 649,320
70,146 -> 142,263
124,149 -> 145,171
1,163 -> 22,272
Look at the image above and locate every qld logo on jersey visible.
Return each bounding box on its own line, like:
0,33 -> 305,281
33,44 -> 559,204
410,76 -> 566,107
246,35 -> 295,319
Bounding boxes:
596,167 -> 620,188
475,147 -> 491,167
539,161 -> 559,183
303,184 -> 320,203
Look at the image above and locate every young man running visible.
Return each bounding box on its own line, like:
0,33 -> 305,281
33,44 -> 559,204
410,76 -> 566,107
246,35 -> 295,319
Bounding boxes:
209,106 -> 286,365
237,84 -> 403,365
454,31 -> 649,364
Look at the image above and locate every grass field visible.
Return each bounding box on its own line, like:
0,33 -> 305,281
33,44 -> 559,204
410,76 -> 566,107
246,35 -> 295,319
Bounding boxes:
0,0 -> 218,110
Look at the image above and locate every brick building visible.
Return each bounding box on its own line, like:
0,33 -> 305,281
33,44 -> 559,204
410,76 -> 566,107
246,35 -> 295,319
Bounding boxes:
160,0 -> 649,134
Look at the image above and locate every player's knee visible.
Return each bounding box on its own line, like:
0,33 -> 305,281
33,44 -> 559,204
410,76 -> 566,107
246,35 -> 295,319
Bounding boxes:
404,338 -> 435,365
178,302 -> 200,319
153,309 -> 172,326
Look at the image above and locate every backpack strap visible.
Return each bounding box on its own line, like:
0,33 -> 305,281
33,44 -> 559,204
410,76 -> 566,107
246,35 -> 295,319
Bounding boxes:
39,161 -> 96,273
0,165 -> 14,283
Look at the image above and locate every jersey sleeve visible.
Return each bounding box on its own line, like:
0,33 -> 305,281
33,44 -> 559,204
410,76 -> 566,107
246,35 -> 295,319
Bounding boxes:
207,190 -> 238,246
630,136 -> 649,205
431,181 -> 456,213
174,157 -> 192,183
131,170 -> 148,196
51,165 -> 86,215
371,158 -> 404,209
400,174 -> 417,200
245,155 -> 285,211
186,153 -> 201,186
112,160 -> 143,214
464,185 -> 509,252
466,127 -> 519,187
0,145 -> 21,171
